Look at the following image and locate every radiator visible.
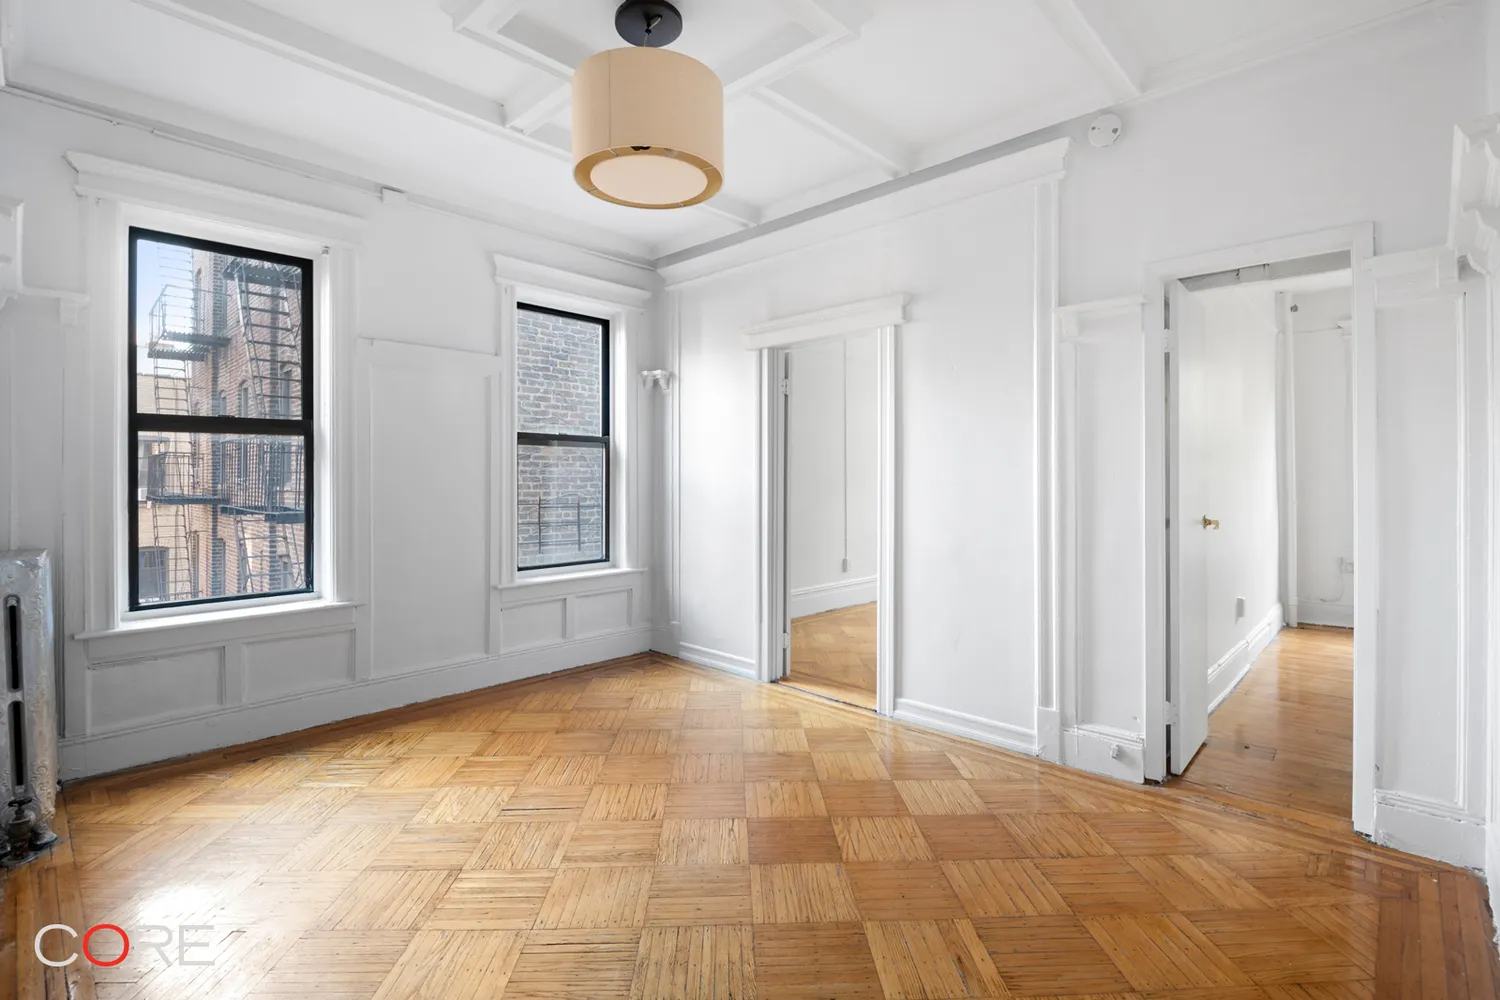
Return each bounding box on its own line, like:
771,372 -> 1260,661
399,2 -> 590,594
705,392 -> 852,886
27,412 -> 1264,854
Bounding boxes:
0,550 -> 58,863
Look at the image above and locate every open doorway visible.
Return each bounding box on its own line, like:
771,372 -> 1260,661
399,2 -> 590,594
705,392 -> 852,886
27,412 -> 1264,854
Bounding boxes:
776,333 -> 880,709
1165,253 -> 1356,821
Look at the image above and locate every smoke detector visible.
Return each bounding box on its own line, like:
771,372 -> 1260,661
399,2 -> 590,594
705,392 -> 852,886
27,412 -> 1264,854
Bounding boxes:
1088,113 -> 1122,148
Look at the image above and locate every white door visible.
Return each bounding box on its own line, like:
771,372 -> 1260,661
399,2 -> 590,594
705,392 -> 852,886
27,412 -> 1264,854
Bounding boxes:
1168,280 -> 1210,774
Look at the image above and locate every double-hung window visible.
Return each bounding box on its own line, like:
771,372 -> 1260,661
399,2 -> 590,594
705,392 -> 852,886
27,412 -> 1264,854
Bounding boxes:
127,227 -> 314,609
515,303 -> 610,571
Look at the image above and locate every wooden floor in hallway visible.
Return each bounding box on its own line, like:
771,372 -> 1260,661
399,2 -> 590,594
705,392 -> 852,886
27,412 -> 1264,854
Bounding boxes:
5,646 -> 1497,999
781,602 -> 877,710
1176,625 -> 1354,822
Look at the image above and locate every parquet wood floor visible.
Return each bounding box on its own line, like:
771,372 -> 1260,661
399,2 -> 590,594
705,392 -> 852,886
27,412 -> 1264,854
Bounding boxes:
783,602 -> 877,710
6,648 -> 1497,999
1176,625 -> 1354,822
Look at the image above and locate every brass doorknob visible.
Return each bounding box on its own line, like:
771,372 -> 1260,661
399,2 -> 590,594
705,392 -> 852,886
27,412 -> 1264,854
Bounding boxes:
1201,516 -> 1219,530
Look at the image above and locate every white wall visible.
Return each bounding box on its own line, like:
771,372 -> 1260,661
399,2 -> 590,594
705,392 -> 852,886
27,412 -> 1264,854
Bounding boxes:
669,178 -> 1047,746
661,1 -> 1490,864
786,332 -> 878,618
1291,287 -> 1355,628
0,91 -> 660,778
1061,5 -> 1482,303
1193,286 -> 1283,709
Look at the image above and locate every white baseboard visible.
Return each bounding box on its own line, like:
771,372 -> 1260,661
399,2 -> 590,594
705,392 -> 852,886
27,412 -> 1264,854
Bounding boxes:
1295,601 -> 1353,628
1208,603 -> 1283,714
789,576 -> 877,618
1373,789 -> 1486,869
675,642 -> 757,679
1063,724 -> 1146,783
892,698 -> 1037,757
59,626 -> 654,780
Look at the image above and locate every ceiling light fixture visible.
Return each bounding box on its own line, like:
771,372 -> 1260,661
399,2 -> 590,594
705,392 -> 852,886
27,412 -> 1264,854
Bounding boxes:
572,0 -> 724,210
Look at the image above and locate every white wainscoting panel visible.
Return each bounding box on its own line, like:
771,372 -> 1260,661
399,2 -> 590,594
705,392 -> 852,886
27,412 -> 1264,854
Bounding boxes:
245,630 -> 357,703
87,648 -> 225,733
575,589 -> 633,637
367,345 -> 494,676
501,599 -> 568,651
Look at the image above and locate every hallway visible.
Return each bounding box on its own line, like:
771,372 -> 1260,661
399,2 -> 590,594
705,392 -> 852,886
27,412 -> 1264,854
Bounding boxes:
1176,625 -> 1354,822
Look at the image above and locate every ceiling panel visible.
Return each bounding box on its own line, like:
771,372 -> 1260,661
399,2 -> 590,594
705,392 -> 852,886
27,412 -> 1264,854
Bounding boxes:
242,0 -> 538,102
719,97 -> 868,206
795,0 -> 1106,151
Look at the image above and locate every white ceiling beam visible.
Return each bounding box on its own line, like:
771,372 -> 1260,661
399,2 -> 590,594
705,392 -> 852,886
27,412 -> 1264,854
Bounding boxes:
1028,0 -> 1144,103
699,191 -> 762,229
445,0 -> 532,34
129,0 -> 549,138
755,76 -> 912,178
776,0 -> 874,38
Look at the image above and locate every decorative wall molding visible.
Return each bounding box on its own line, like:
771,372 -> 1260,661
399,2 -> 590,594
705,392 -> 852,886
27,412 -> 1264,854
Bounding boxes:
1366,245 -> 1461,306
1206,603 -> 1283,714
64,151 -> 368,245
893,698 -> 1038,757
740,295 -> 908,350
1448,114 -> 1500,275
658,137 -> 1070,290
0,197 -> 88,323
492,252 -> 653,307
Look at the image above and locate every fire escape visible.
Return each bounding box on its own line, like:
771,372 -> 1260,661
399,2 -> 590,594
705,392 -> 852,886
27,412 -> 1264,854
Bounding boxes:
142,246 -> 306,602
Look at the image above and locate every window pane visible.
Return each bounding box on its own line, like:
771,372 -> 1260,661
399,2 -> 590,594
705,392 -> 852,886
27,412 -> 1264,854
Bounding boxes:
136,431 -> 307,605
517,443 -> 605,568
134,237 -> 305,419
516,306 -> 604,436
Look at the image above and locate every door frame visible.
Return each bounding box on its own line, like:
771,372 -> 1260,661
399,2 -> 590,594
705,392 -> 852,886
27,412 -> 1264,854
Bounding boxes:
746,295 -> 905,716
1142,224 -> 1376,835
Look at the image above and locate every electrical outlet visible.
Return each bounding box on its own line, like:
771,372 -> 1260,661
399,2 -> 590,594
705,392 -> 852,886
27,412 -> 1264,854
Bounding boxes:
841,557 -> 849,573
1235,596 -> 1246,619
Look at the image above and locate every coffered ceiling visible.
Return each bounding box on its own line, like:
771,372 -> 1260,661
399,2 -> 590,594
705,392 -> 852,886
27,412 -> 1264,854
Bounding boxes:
0,0 -> 1445,261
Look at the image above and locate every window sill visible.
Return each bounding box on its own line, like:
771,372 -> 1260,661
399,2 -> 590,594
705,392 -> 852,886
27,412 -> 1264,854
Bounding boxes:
76,599 -> 359,661
497,566 -> 643,600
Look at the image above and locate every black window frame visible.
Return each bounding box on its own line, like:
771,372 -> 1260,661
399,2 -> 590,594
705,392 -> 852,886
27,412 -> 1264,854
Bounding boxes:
127,226 -> 316,611
515,302 -> 611,573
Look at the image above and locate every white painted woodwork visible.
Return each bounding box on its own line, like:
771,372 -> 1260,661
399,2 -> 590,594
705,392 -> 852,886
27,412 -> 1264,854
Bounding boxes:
1167,280 -> 1210,774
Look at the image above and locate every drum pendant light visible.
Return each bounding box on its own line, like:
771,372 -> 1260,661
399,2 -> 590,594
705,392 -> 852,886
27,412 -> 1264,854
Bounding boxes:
572,1 -> 724,209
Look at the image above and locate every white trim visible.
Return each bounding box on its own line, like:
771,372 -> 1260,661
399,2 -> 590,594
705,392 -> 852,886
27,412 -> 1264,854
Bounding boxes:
1373,789 -> 1487,869
1034,178 -> 1061,761
1296,602 -> 1354,628
892,698 -> 1038,757
741,295 -> 908,350
754,313 -> 901,717
789,577 -> 876,619
60,625 -> 654,779
658,138 -> 1070,290
491,252 -> 653,307
1052,293 -> 1148,782
676,642 -> 757,680
1063,723 -> 1147,783
64,151 -> 367,245
1207,604 -> 1283,714
1142,224 -> 1377,838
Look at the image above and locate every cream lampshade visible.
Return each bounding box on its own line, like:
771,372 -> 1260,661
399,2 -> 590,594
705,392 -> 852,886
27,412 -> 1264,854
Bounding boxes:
572,45 -> 724,209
